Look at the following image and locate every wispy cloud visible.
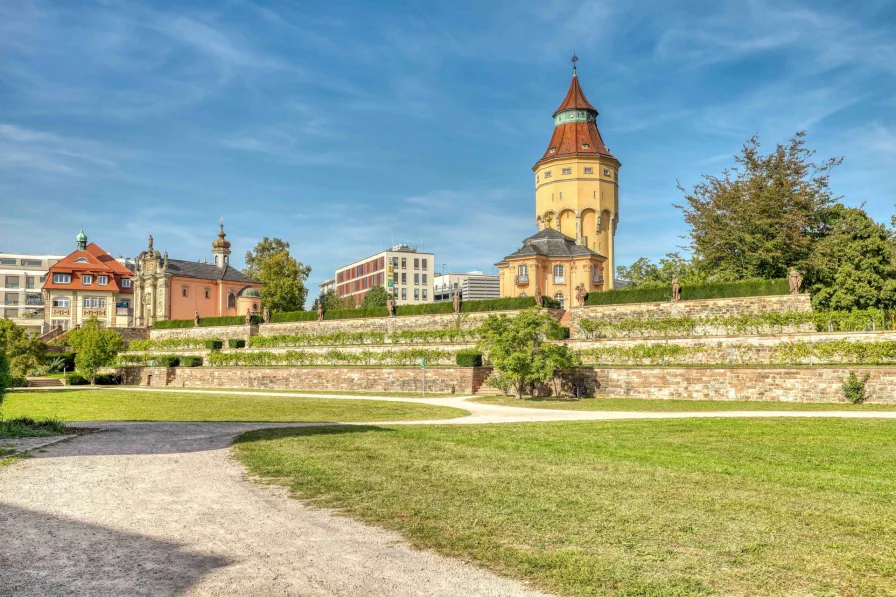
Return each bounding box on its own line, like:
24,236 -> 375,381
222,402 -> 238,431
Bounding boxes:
0,124 -> 119,175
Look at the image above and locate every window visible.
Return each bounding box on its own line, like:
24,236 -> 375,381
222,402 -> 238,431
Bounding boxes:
582,144 -> 590,149
554,293 -> 565,310
553,265 -> 564,284
544,171 -> 552,179
214,255 -> 219,265
52,297 -> 70,308
422,274 -> 427,284
40,275 -> 47,283
52,273 -> 71,284
519,292 -> 527,297
25,277 -> 34,289
422,259 -> 427,270
205,288 -> 211,299
82,297 -> 106,309
227,293 -> 236,308
562,167 -> 571,175
584,167 -> 593,174
401,288 -> 407,300
82,274 -> 93,285
0,258 -> 15,265
414,273 -> 419,285
401,258 -> 406,269
182,286 -> 188,297
422,289 -> 428,300
98,275 -> 108,286
5,276 -> 18,289
604,168 -> 611,176
122,278 -> 132,288
401,273 -> 407,284
21,259 -> 42,267
414,288 -> 420,300
74,257 -> 89,264
453,282 -> 458,289
414,258 -> 419,270
392,257 -> 399,266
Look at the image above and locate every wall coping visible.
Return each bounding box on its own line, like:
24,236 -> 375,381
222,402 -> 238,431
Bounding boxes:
574,293 -> 809,310
562,329 -> 896,343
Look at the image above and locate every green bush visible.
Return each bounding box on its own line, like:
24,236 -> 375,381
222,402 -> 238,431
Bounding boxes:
179,356 -> 203,367
586,278 -> 789,306
227,339 -> 246,349
129,338 -> 218,351
9,376 -> 28,388
66,373 -> 89,386
204,340 -> 224,350
842,372 -> 870,404
156,356 -> 180,367
94,373 -> 122,385
550,326 -> 571,340
455,350 -> 483,367
153,315 -> 262,329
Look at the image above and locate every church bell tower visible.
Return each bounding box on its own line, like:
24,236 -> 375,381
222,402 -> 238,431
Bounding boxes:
532,56 -> 620,289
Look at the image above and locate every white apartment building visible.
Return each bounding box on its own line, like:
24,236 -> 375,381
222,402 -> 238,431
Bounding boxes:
433,271 -> 500,302
0,252 -> 64,335
335,244 -> 435,306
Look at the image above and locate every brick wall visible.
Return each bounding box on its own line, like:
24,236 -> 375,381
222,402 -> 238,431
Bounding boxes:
569,294 -> 813,339
111,327 -> 150,344
118,365 -> 491,394
561,366 -> 896,403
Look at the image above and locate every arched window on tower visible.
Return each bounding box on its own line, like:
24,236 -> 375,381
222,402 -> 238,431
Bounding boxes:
227,292 -> 236,309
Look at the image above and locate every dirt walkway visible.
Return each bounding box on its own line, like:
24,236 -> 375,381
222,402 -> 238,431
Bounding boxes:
3,391 -> 895,596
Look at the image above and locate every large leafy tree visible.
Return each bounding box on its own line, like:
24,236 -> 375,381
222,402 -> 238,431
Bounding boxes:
0,318 -> 46,376
361,285 -> 390,308
805,205 -> 896,311
616,252 -> 707,289
259,251 -> 311,312
312,289 -> 355,313
0,344 -> 9,408
476,309 -> 579,398
677,132 -> 842,280
243,237 -> 291,280
67,319 -> 125,384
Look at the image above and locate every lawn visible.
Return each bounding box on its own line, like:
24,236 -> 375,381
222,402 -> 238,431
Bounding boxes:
235,419 -> 896,597
0,389 -> 467,422
476,395 -> 896,411
170,387 -> 456,398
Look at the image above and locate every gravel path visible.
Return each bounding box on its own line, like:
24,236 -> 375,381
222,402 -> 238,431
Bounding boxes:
3,390 -> 895,597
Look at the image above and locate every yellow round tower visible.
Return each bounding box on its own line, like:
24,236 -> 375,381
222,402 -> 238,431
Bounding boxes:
532,60 -> 620,289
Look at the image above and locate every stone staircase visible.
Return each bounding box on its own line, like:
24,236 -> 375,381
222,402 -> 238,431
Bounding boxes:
473,369 -> 505,396
27,378 -> 65,388
559,309 -> 572,328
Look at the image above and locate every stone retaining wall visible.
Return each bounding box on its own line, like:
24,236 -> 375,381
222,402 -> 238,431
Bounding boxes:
569,294 -> 813,339
119,365 -> 491,394
148,324 -> 257,341
563,366 -> 896,403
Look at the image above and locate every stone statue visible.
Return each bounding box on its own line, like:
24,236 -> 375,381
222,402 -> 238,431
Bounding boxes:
148,234 -> 153,251
671,278 -> 681,302
575,283 -> 587,307
788,268 -> 803,295
386,296 -> 395,317
193,311 -> 200,327
245,308 -> 252,325
262,306 -> 270,324
534,285 -> 543,307
452,291 -> 461,314
162,252 -> 168,269
317,302 -> 324,321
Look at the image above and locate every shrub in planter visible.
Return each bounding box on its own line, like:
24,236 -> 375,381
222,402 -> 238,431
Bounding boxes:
227,339 -> 246,349
179,356 -> 203,367
66,373 -> 89,386
455,349 -> 483,367
204,340 -> 224,350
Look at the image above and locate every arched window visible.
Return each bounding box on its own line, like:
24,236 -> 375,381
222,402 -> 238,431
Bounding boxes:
554,293 -> 565,310
227,292 -> 236,308
553,265 -> 564,283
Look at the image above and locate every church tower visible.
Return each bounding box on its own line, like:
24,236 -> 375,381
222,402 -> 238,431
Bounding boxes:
533,58 -> 620,289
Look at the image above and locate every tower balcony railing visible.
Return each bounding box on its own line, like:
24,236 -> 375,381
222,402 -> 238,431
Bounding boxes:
514,274 -> 529,285
592,275 -> 604,285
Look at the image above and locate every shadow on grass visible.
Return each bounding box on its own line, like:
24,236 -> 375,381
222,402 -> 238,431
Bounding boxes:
233,424 -> 389,446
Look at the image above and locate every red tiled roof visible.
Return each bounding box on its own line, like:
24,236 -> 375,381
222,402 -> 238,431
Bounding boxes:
553,73 -> 596,117
43,242 -> 133,293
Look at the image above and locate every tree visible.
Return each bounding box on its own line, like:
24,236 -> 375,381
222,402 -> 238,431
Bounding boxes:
361,285 -> 391,308
0,318 -> 46,376
0,344 -> 9,409
243,237 -> 291,280
616,252 -> 707,288
805,205 -> 896,311
677,132 -> 842,281
67,319 -> 124,384
312,289 -> 355,313
476,309 -> 580,398
258,251 -> 311,312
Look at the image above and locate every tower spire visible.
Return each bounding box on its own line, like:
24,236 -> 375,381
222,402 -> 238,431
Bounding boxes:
571,52 -> 578,76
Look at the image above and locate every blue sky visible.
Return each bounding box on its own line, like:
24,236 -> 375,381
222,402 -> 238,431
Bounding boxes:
1,0 -> 895,302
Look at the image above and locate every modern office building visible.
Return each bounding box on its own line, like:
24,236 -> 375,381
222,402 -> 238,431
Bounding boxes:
433,271 -> 499,302
335,244 -> 434,306
0,251 -> 64,335
318,278 -> 336,295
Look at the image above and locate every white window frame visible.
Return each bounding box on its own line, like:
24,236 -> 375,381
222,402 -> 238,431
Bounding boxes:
98,275 -> 108,286
584,167 -> 593,174
544,171 -> 552,179
82,274 -> 93,285
122,278 -> 132,288
554,293 -> 565,310
52,297 -> 70,308
553,265 -> 564,284
562,167 -> 572,175
52,273 -> 71,284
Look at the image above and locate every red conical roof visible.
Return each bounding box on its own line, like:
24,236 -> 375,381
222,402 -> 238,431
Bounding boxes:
552,72 -> 597,117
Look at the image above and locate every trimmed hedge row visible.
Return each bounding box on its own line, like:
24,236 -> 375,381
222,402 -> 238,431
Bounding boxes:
66,373 -> 122,385
118,354 -> 204,367
585,278 -> 790,306
227,339 -> 246,349
455,349 -> 483,367
153,315 -> 262,329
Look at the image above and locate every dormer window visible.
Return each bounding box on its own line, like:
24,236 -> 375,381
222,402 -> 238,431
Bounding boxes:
74,257 -> 89,264
82,274 -> 93,285
549,148 -> 556,154
98,275 -> 108,286
122,278 -> 132,288
582,144 -> 590,149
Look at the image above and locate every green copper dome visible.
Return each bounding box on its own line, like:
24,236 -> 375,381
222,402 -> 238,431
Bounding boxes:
76,228 -> 87,242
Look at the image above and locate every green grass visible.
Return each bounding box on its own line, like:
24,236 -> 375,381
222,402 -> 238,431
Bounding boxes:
0,389 -> 467,422
474,395 -> 896,411
235,419 -> 896,597
0,416 -> 67,438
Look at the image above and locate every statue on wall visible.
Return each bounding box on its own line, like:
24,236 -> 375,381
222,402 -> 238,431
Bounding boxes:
788,268 -> 803,295
245,308 -> 252,325
193,311 -> 200,327
386,296 -> 395,317
534,284 -> 543,307
262,306 -> 270,324
162,252 -> 168,269
671,278 -> 681,302
148,235 -> 154,252
452,291 -> 461,314
317,302 -> 324,321
575,283 -> 587,307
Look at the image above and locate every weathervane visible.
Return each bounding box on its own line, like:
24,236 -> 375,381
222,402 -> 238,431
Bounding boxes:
571,52 -> 578,74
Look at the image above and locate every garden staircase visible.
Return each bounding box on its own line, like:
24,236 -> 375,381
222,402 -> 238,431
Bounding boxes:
559,310 -> 572,328
27,378 -> 65,388
39,326 -> 69,344
473,370 -> 505,396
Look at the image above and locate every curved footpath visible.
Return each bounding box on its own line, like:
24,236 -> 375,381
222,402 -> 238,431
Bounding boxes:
2,391 -> 895,597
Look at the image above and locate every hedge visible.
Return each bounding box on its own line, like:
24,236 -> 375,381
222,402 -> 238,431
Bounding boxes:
204,340 -> 224,350
550,326 -> 571,340
66,374 -> 89,386
9,376 -> 28,388
227,339 -> 246,349
95,373 -> 122,385
455,350 -> 483,367
179,356 -> 203,367
155,356 -> 180,367
585,278 -> 790,306
153,315 -> 262,329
